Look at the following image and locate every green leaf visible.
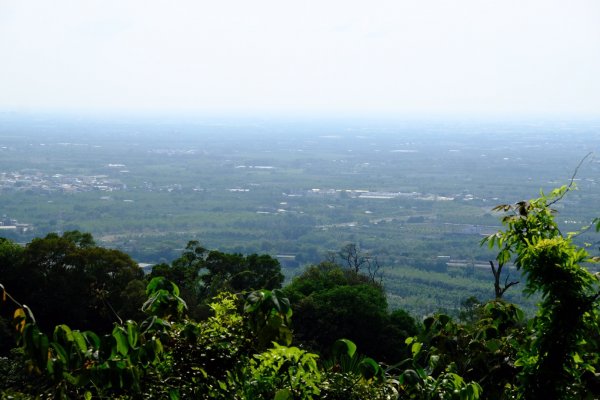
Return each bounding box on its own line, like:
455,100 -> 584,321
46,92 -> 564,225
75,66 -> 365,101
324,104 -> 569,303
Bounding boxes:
51,342 -> 68,364
112,326 -> 129,356
146,276 -> 180,296
411,341 -> 422,357
126,320 -> 139,348
274,388 -> 293,400
71,331 -> 88,354
83,331 -> 100,349
358,357 -> 382,380
429,354 -> 440,370
54,324 -> 74,344
168,389 -> 180,400
332,338 -> 357,359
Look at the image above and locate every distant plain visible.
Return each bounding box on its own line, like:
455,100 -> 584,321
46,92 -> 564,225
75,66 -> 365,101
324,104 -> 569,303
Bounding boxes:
1,113 -> 599,315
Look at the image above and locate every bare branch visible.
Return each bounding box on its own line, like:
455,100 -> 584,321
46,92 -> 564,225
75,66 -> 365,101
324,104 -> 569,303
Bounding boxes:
490,260 -> 519,299
548,152 -> 593,206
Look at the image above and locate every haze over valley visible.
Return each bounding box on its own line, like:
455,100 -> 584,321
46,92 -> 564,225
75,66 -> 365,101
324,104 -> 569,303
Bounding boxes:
1,113 -> 599,314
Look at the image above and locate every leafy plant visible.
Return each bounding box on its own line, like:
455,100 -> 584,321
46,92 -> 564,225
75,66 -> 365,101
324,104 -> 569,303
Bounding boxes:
244,289 -> 293,349
243,343 -> 322,400
142,276 -> 188,321
2,282 -> 165,399
321,339 -> 397,400
484,185 -> 600,399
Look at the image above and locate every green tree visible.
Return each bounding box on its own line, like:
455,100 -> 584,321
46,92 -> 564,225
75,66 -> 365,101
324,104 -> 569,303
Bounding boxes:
484,185 -> 600,399
1,232 -> 145,333
285,262 -> 416,362
202,251 -> 284,297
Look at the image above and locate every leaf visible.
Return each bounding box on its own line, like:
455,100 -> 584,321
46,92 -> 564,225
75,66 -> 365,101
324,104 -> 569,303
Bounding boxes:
274,389 -> 293,400
83,331 -> 101,349
112,326 -> 130,356
71,331 -> 88,354
244,289 -> 268,313
429,354 -> 440,371
279,326 -> 293,346
400,369 -> 421,385
359,357 -> 382,381
51,342 -> 69,364
411,341 -> 422,358
54,324 -> 74,343
126,320 -> 139,348
146,276 -> 180,297
13,308 -> 26,334
332,338 -> 357,359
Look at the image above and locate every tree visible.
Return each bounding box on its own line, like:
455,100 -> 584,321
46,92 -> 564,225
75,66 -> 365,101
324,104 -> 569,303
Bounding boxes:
1,232 -> 145,333
284,262 -> 416,362
329,243 -> 383,283
484,185 -> 600,399
202,251 -> 284,297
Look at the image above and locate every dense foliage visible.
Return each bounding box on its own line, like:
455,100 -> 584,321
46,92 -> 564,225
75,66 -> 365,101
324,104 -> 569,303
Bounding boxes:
0,232 -> 146,334
1,184 -> 599,399
284,262 -> 417,362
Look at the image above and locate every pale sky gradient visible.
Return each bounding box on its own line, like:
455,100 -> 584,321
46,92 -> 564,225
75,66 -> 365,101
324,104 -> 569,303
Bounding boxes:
1,0 -> 599,117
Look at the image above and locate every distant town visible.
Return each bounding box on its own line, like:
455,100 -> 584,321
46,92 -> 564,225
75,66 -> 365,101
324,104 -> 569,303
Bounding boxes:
0,216 -> 33,234
0,170 -> 125,193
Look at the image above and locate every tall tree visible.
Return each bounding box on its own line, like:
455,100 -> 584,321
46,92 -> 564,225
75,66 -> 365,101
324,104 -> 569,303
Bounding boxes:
202,251 -> 283,297
1,232 -> 145,333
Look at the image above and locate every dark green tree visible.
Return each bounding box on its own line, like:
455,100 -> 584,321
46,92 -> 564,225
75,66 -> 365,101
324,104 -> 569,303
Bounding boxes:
285,262 -> 416,362
1,232 -> 145,333
202,251 -> 284,297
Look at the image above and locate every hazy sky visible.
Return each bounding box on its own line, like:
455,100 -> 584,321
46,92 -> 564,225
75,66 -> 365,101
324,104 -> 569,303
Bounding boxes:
1,0 -> 599,117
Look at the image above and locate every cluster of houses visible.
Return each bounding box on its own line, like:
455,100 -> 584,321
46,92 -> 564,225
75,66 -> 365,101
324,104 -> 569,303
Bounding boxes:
0,216 -> 32,234
0,171 -> 125,193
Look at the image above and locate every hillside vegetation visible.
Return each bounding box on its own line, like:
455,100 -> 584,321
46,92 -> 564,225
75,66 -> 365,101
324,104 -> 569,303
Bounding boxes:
1,185 -> 599,399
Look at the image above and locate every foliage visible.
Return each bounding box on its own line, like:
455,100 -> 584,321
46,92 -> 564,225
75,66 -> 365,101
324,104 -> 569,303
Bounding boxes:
149,243 -> 285,318
241,343 -> 322,400
148,240 -> 207,319
285,262 -> 415,362
396,302 -> 522,400
244,289 -> 293,349
142,276 -> 188,321
6,304 -> 164,398
153,292 -> 252,399
484,185 -> 600,399
319,338 -> 398,400
284,262 -> 372,303
202,251 -> 284,297
0,232 -> 145,334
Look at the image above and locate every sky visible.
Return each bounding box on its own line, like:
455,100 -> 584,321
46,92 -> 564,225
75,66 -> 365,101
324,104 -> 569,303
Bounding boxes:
1,0 -> 599,118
